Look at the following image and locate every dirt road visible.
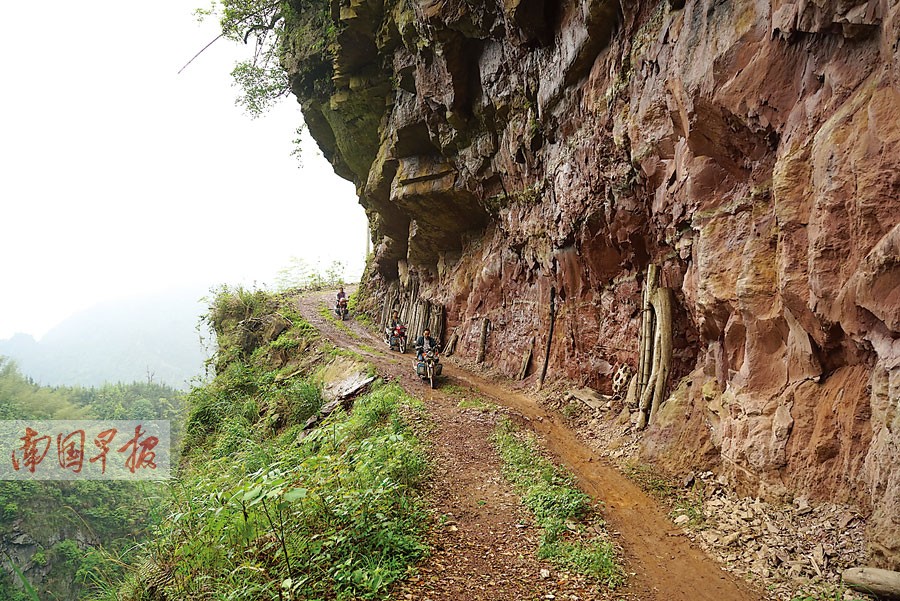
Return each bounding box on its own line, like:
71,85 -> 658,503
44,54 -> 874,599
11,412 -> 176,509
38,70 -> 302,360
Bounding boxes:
300,292 -> 762,601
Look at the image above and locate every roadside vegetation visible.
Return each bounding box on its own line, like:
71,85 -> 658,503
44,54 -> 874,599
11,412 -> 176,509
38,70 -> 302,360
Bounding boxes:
491,419 -> 624,589
99,286 -> 429,601
622,460 -> 705,528
274,257 -> 346,292
444,384 -> 498,412
347,289 -> 373,328
318,303 -> 358,338
0,359 -> 185,601
791,587 -> 857,601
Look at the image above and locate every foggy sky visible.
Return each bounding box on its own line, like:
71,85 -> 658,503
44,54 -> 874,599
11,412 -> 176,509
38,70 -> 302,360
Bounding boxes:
0,0 -> 368,339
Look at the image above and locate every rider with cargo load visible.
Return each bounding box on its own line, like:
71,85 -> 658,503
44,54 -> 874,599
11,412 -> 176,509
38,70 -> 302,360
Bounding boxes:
415,328 -> 439,361
415,328 -> 442,387
386,310 -> 402,337
385,310 -> 408,352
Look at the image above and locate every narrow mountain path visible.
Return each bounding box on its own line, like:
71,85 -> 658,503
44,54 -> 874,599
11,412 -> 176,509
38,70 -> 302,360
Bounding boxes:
298,291 -> 763,601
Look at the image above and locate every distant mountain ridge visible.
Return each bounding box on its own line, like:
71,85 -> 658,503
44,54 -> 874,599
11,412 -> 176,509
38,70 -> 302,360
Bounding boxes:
0,287 -> 209,388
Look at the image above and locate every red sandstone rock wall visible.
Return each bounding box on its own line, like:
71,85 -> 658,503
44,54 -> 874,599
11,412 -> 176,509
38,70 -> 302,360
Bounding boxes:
287,0 -> 900,567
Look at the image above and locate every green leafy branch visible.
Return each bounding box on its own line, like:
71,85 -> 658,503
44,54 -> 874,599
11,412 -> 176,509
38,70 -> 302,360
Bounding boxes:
184,0 -> 336,118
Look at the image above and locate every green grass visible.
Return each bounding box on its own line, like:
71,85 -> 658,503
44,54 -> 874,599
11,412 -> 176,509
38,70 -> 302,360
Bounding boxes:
457,398 -> 498,411
561,402 -> 582,419
790,585 -> 859,601
108,382 -> 428,601
324,342 -> 367,363
491,420 -> 624,588
354,313 -> 374,327
101,289 -> 430,601
348,293 -> 374,328
672,493 -> 705,527
444,384 -> 499,412
621,461 -> 674,497
319,304 -> 359,338
622,461 -> 706,528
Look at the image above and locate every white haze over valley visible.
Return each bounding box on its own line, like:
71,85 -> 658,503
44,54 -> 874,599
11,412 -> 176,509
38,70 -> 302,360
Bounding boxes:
0,0 -> 368,341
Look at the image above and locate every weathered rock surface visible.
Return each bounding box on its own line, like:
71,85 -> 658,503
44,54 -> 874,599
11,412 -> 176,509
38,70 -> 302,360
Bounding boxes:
843,566 -> 900,600
284,0 -> 900,568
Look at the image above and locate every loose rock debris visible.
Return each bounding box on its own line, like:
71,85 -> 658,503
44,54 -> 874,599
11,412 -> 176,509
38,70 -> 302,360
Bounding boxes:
551,388 -> 876,601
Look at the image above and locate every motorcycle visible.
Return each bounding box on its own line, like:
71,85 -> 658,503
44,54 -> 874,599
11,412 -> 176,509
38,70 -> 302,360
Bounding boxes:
385,323 -> 407,353
334,297 -> 349,320
415,348 -> 442,389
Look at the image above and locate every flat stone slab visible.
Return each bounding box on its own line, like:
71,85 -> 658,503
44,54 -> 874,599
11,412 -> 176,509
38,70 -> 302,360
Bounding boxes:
566,387 -> 612,410
303,357 -> 376,432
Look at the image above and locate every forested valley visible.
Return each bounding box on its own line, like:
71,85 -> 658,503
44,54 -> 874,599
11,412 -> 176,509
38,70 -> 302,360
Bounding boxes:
0,359 -> 185,600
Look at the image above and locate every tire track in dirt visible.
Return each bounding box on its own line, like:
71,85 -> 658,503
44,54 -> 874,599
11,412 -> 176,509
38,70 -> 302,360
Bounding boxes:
299,291 -> 763,601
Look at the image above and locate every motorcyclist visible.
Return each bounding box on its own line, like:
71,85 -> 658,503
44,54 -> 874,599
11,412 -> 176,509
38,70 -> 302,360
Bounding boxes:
385,310 -> 403,341
415,328 -> 439,362
336,287 -> 347,304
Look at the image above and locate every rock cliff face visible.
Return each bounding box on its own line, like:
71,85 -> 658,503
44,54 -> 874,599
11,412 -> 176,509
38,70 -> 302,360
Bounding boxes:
285,0 -> 900,567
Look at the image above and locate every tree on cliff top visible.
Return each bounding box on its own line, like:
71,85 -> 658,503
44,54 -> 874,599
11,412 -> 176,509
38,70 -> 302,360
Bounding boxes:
192,0 -> 335,117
